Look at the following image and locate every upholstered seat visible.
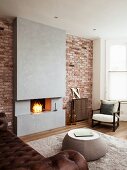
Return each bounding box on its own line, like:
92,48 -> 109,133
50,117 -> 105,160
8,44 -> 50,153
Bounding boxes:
92,113 -> 118,123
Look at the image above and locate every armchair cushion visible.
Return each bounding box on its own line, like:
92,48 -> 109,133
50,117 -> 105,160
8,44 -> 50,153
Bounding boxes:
101,100 -> 119,112
93,114 -> 118,123
100,103 -> 114,115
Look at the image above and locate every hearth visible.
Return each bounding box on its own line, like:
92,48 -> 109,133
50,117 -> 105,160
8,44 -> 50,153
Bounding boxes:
31,98 -> 51,113
15,97 -> 65,136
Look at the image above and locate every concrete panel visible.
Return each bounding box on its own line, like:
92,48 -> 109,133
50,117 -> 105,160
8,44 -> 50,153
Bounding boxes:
17,114 -> 36,136
17,110 -> 65,136
15,101 -> 30,116
15,18 -> 66,100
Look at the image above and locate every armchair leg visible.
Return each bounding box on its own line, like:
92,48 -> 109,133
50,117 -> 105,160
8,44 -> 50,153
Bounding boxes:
113,114 -> 116,132
113,123 -> 116,132
92,119 -> 94,128
113,120 -> 120,132
117,119 -> 119,127
92,120 -> 101,128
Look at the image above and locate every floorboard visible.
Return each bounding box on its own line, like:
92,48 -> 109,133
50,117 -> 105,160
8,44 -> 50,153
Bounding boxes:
21,120 -> 127,142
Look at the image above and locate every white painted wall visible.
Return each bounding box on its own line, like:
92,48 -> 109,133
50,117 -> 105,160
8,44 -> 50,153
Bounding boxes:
92,39 -> 106,109
92,39 -> 101,109
120,102 -> 127,121
92,38 -> 127,121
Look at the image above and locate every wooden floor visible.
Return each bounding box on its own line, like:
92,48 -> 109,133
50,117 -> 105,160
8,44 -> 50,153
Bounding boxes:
21,120 -> 127,142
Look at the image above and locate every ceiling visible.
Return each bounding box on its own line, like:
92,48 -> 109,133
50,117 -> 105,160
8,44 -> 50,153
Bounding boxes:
0,0 -> 127,39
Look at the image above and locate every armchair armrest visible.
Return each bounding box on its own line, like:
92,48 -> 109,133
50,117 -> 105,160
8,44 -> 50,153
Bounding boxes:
114,111 -> 120,115
92,109 -> 100,111
113,111 -> 120,118
92,109 -> 100,115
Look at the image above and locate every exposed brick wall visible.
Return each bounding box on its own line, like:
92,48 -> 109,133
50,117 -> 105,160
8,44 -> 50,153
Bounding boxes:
64,35 -> 93,123
0,18 -> 14,131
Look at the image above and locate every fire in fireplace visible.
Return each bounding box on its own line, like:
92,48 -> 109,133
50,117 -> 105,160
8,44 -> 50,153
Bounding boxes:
32,101 -> 42,113
31,99 -> 51,114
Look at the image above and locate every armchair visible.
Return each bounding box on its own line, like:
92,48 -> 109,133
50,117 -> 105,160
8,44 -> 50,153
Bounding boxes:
92,100 -> 120,132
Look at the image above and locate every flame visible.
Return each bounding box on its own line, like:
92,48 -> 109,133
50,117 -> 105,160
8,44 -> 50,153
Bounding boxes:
32,102 -> 42,113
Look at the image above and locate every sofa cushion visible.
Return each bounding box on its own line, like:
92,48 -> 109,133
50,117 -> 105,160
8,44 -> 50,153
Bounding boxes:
37,150 -> 88,170
0,112 -> 88,170
0,131 -> 88,170
0,131 -> 45,170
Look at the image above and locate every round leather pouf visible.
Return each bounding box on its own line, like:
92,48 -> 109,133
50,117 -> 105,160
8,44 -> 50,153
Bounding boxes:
62,128 -> 107,161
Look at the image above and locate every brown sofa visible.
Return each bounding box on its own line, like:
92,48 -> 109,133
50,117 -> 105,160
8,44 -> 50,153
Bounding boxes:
0,112 -> 88,170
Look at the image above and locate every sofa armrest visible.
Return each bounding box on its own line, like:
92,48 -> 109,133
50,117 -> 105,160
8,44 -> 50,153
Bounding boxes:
29,150 -> 88,170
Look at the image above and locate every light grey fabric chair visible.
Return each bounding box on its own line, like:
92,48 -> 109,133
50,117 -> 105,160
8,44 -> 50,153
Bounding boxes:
92,100 -> 120,132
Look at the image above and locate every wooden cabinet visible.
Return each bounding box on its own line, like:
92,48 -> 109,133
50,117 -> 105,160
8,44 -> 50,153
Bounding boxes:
71,98 -> 88,124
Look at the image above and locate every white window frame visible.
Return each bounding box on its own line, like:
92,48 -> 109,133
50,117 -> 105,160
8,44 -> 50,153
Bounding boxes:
106,40 -> 127,100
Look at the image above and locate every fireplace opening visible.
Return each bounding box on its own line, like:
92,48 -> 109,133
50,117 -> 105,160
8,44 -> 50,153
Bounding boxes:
31,98 -> 51,114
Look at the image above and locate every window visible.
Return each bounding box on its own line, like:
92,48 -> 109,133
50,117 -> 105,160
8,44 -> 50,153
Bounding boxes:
106,41 -> 127,100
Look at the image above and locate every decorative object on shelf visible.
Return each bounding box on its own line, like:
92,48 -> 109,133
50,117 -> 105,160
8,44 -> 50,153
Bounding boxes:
71,88 -> 80,99
53,103 -> 57,111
